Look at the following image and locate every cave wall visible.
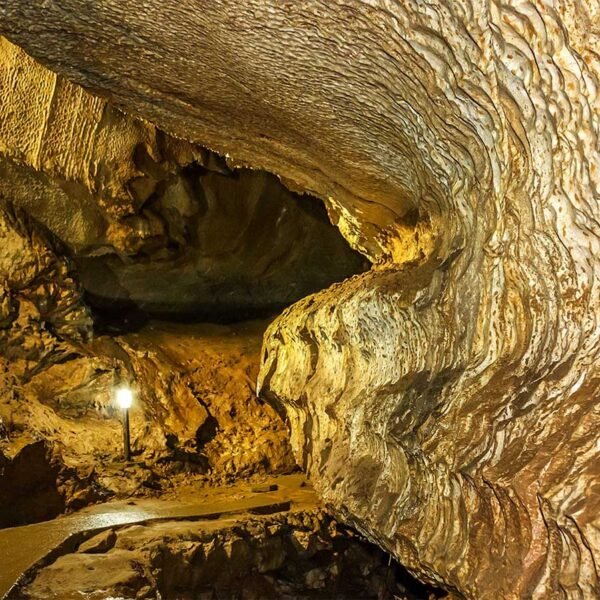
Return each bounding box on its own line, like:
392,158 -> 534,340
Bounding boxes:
0,36 -> 200,251
0,200 -> 92,365
1,2 -> 599,598
0,37 -> 367,319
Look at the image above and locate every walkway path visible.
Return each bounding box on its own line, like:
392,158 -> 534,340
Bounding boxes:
0,474 -> 316,599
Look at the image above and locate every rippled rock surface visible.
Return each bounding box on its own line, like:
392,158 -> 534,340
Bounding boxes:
1,1 -> 599,597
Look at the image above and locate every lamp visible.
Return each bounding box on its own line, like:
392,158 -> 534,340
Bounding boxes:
116,387 -> 133,410
115,386 -> 133,461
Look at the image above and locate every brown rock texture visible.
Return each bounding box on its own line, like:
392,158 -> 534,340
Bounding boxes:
0,37 -> 368,319
18,509 -> 431,600
0,36 -> 365,526
0,194 -> 295,523
75,167 -> 369,320
0,314 -> 295,525
0,200 -> 92,361
1,2 -> 599,598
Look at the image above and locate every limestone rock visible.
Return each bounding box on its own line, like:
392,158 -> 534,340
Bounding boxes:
20,510 -> 425,599
0,199 -> 92,364
0,198 -> 295,519
0,441 -> 64,527
77,529 -> 117,554
0,319 -> 296,525
76,167 -> 369,321
0,36 -> 202,233
0,36 -> 365,524
22,549 -> 147,600
0,2 -> 599,598
0,37 -> 368,320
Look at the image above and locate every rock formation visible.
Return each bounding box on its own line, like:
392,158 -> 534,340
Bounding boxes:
0,201 -> 296,521
0,38 -> 368,321
0,36 -> 366,526
17,509 -> 426,600
1,1 -> 599,598
1,315 -> 297,527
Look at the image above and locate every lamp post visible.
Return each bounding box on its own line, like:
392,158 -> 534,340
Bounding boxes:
116,387 -> 133,461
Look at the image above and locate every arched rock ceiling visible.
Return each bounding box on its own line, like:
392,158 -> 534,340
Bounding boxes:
1,1 -> 600,598
0,37 -> 367,319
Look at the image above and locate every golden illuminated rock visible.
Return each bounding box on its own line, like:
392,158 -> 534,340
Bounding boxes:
0,2 -> 599,598
0,34 -> 364,530
0,37 -> 367,318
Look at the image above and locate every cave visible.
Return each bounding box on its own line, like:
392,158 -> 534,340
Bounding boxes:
0,2 -> 599,599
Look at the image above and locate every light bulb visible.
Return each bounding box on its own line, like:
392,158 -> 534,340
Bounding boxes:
116,387 -> 133,409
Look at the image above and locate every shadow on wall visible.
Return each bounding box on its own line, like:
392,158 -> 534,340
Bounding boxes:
0,441 -> 64,528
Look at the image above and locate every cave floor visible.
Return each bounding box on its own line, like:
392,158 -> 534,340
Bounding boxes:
0,473 -> 315,598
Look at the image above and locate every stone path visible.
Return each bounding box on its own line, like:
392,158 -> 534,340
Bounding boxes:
0,474 -> 316,599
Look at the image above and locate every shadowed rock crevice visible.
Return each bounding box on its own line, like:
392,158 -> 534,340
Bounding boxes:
0,441 -> 64,528
0,37 -> 369,329
77,165 -> 370,326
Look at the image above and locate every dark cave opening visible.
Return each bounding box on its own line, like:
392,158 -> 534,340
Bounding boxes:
77,158 -> 370,334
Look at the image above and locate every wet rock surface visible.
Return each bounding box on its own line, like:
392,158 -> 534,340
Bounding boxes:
0,198 -> 296,522
18,509 -> 442,600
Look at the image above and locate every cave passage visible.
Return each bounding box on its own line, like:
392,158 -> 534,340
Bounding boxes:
0,44 -> 420,595
2,0 -> 599,595
77,156 -> 371,332
0,140 -> 371,520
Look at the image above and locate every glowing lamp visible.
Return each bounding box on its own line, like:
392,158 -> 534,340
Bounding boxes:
116,387 -> 133,409
115,386 -> 133,461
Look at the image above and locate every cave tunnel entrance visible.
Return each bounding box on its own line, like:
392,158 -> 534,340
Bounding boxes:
0,140 -> 444,599
78,151 -> 370,334
1,140 -> 374,526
